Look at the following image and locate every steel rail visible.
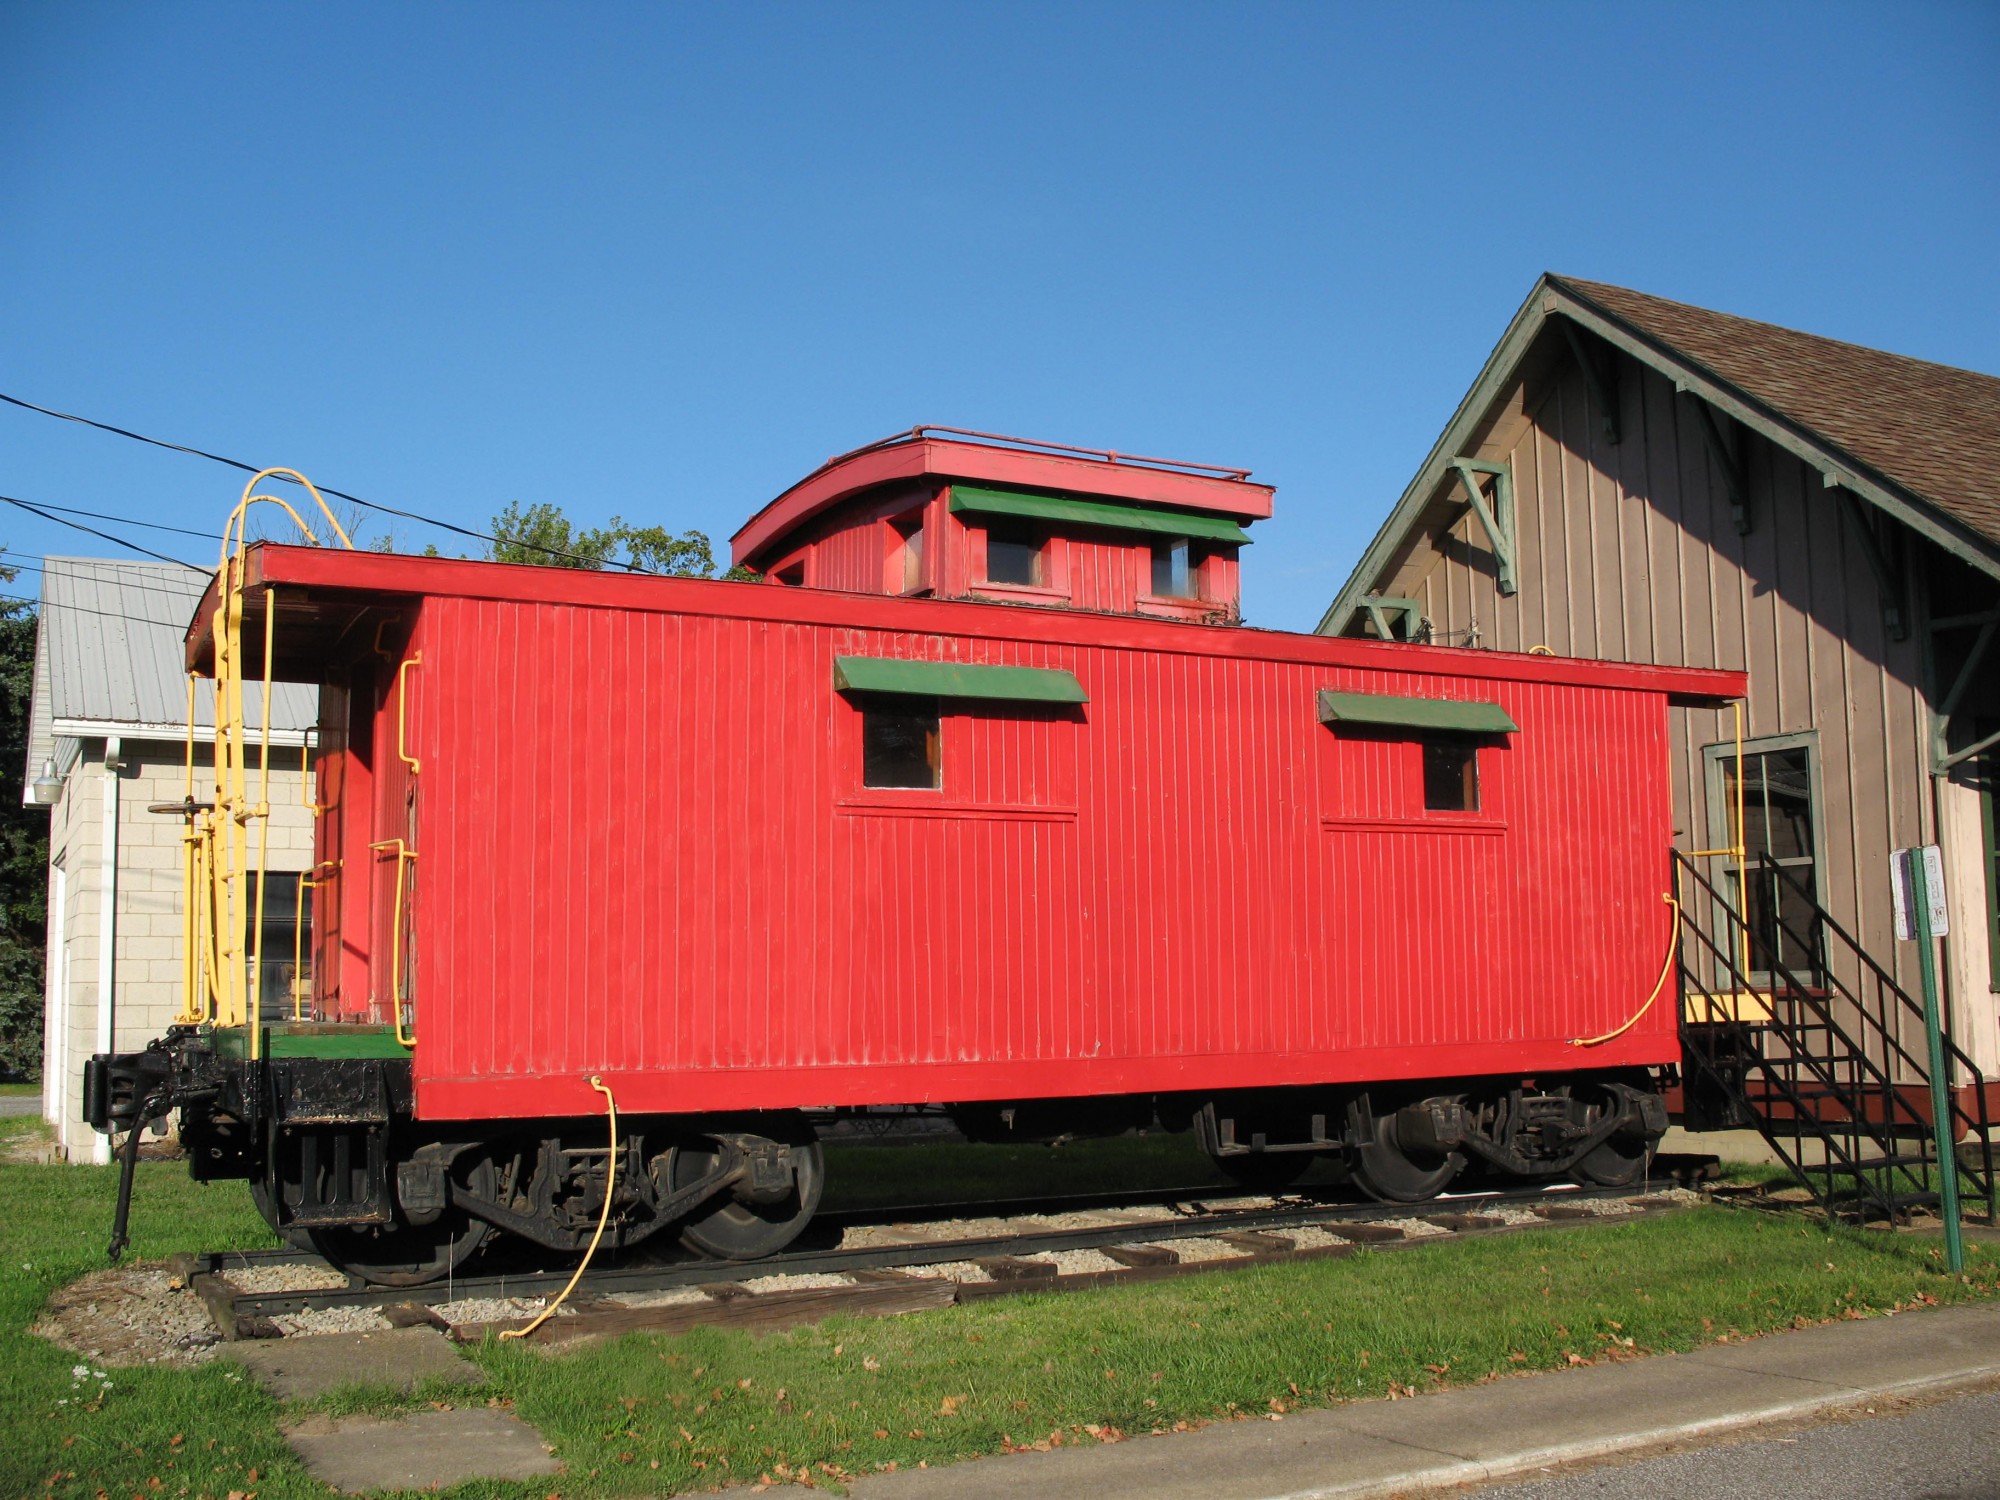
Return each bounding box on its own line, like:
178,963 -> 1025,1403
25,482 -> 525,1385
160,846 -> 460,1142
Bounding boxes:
208,1177 -> 1680,1320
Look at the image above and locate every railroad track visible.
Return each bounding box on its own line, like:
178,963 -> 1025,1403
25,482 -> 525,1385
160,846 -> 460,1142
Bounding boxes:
184,1157 -> 1713,1343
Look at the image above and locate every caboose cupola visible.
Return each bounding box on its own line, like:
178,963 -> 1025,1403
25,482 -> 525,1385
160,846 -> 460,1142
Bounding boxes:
730,426 -> 1273,622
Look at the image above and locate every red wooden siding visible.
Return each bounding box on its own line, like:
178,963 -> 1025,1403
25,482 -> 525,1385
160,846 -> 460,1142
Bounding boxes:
768,482 -> 1244,621
340,572 -> 1726,1122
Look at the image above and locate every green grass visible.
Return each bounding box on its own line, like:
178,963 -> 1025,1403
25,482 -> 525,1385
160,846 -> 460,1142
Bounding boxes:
0,1081 -> 41,1097
2,1148 -> 1995,1499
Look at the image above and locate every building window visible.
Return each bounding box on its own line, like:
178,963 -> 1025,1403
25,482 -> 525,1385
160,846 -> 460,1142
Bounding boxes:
1421,738 -> 1479,811
1704,734 -> 1824,978
982,521 -> 1043,586
1150,538 -> 1197,599
248,871 -> 313,1024
1980,735 -> 1999,989
862,700 -> 941,789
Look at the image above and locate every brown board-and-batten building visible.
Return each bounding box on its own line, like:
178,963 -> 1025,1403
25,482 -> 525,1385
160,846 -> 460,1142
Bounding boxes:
1322,274 -> 2000,1084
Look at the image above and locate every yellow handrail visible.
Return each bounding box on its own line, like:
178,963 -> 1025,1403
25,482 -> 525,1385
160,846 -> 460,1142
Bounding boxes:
191,468 -> 353,1043
396,652 -> 423,775
369,838 -> 419,1048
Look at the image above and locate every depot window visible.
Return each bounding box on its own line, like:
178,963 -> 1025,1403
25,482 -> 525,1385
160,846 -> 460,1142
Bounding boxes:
1703,733 -> 1825,977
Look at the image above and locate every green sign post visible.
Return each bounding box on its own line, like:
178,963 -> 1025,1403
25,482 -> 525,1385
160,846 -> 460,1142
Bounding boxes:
1897,845 -> 1964,1275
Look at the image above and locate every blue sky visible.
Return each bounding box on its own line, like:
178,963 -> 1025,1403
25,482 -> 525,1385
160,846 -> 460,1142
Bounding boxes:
2,3 -> 1995,631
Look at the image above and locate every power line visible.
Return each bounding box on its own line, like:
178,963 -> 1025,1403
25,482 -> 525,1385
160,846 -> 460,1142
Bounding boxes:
0,389 -> 658,573
10,495 -> 222,542
0,493 -> 205,572
0,550 -> 224,604
0,590 -> 182,628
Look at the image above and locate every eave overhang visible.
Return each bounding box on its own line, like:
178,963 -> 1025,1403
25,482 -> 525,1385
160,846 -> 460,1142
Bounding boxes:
186,543 -> 1744,709
1319,275 -> 2000,636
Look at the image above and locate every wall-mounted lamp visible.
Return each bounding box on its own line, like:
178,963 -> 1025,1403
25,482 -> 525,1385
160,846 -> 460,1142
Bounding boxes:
30,760 -> 61,805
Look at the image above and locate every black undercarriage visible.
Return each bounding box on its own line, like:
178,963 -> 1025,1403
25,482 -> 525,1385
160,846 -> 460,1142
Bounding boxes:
87,1027 -> 1670,1286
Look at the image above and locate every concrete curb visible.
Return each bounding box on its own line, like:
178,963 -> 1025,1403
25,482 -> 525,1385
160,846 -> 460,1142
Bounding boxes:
851,1302 -> 2000,1500
1271,1367 -> 2000,1500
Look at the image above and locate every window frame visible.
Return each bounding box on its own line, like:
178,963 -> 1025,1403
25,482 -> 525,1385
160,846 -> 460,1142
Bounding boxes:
978,518 -> 1046,588
885,507 -> 930,596
859,696 -> 943,791
1420,736 -> 1481,812
1701,729 -> 1827,984
1979,730 -> 1999,991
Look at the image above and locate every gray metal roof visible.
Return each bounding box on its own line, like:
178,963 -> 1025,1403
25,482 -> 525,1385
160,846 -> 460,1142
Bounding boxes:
27,557 -> 316,761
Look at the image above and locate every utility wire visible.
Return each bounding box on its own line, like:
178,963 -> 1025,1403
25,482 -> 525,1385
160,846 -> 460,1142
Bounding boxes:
11,495 -> 222,542
0,590 -> 190,627
0,389 -> 656,573
0,550 -> 228,604
0,493 -> 205,572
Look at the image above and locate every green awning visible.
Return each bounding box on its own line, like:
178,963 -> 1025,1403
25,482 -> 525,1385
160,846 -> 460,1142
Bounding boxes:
947,485 -> 1251,545
835,655 -> 1088,704
1317,690 -> 1517,734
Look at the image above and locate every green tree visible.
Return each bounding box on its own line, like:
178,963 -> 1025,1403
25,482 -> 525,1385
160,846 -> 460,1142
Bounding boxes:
0,568 -> 45,1079
486,502 -> 748,578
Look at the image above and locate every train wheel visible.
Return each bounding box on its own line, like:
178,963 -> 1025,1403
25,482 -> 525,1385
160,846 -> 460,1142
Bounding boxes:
1573,1134 -> 1652,1188
1212,1152 -> 1313,1193
671,1118 -> 825,1260
308,1152 -> 497,1287
248,1176 -> 316,1252
1353,1113 -> 1462,1203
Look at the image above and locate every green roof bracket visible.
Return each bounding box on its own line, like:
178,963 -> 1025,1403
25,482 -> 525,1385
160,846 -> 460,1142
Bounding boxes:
1451,457 -> 1516,597
1931,611 -> 1999,775
1686,394 -> 1750,535
834,655 -> 1088,704
1834,485 -> 1907,641
1557,316 -> 1621,446
1359,594 -> 1425,642
947,486 -> 1251,545
1317,689 -> 1518,734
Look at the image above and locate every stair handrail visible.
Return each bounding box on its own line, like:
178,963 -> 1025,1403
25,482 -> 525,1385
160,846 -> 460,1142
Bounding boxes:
1674,848 -> 1995,1222
1758,855 -> 1993,1157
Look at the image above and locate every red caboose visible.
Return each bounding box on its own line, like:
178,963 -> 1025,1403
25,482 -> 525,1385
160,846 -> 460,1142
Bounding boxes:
91,431 -> 1741,1283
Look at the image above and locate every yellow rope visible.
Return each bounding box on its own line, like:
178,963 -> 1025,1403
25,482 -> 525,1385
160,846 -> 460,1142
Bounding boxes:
1570,891 -> 1682,1047
500,1076 -> 619,1341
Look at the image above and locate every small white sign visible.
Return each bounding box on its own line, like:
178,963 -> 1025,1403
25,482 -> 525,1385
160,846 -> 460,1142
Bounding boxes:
1890,844 -> 1949,940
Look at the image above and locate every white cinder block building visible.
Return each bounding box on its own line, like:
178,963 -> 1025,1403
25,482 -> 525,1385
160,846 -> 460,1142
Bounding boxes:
25,558 -> 317,1161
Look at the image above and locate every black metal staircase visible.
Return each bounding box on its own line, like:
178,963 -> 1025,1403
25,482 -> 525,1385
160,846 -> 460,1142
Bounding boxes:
1675,849 -> 1997,1225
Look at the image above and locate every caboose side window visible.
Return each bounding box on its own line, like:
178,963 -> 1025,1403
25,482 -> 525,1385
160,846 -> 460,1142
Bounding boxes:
1421,738 -> 1479,811
890,509 -> 928,595
862,701 -> 941,789
1150,538 -> 1195,598
982,521 -> 1044,587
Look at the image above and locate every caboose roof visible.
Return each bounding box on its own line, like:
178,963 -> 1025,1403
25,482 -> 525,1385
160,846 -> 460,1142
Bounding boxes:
186,542 -> 1743,709
730,427 -> 1276,572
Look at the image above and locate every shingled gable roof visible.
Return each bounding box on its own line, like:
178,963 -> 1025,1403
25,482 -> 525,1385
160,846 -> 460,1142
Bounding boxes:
1320,274 -> 2000,634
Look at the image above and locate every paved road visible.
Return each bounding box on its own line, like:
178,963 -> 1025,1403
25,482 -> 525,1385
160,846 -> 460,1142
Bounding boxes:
0,1094 -> 41,1117
1482,1386 -> 2000,1499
